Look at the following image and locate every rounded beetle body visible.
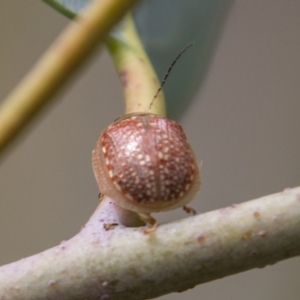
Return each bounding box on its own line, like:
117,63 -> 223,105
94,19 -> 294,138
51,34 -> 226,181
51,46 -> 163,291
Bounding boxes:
92,113 -> 200,214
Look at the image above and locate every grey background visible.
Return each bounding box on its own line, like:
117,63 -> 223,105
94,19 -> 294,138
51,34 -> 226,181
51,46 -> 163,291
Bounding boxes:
0,1 -> 300,299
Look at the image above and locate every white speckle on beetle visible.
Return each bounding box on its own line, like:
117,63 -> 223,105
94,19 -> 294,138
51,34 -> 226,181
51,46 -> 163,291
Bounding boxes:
185,184 -> 191,191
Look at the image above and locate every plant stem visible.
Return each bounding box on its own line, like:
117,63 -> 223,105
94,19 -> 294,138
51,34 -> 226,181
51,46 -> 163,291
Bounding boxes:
106,14 -> 166,116
0,0 -> 140,158
0,187 -> 299,299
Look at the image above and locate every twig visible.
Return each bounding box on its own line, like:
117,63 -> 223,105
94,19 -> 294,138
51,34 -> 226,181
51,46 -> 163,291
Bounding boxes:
0,187 -> 299,300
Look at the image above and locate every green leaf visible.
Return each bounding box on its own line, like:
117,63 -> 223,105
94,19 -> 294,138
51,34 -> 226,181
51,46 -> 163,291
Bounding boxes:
132,1 -> 233,119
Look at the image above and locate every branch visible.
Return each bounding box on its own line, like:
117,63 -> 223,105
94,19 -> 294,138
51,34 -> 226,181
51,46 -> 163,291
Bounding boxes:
0,0 -> 139,157
0,187 -> 299,299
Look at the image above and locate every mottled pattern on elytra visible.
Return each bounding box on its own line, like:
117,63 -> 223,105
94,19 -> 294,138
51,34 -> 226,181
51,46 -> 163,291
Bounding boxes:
101,114 -> 196,204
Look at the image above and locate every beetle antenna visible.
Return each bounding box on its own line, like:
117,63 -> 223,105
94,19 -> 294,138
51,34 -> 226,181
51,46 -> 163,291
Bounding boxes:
146,42 -> 194,113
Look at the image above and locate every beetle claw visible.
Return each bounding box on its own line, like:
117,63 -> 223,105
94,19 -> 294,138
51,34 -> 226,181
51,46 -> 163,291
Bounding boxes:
138,213 -> 158,234
183,205 -> 197,216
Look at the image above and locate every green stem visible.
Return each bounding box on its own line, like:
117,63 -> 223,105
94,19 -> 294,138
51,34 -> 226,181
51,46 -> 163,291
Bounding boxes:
106,14 -> 166,116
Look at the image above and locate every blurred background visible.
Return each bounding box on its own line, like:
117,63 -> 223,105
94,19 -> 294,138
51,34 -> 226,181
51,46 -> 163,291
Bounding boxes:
0,1 -> 300,299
